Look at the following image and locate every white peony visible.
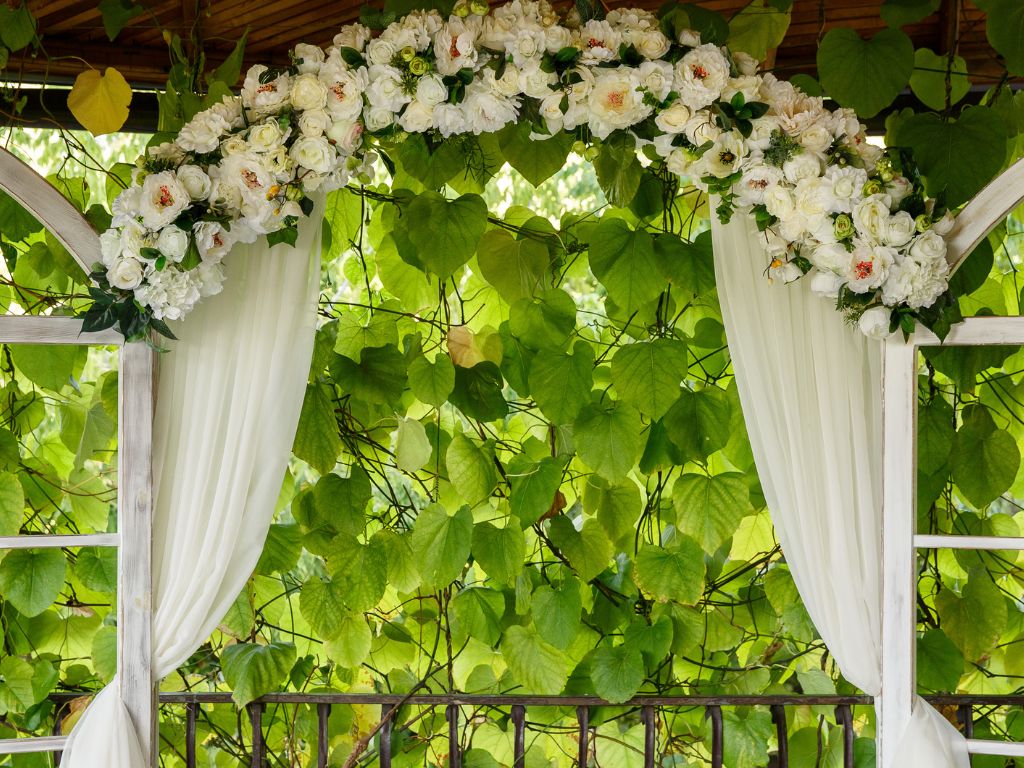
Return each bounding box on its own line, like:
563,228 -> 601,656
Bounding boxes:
107,257 -> 145,291
858,306 -> 892,339
846,242 -> 894,293
764,185 -> 795,221
177,110 -> 231,154
220,135 -> 249,156
462,83 -> 518,134
519,63 -> 558,99
433,103 -> 468,136
435,19 -> 480,75
176,165 -> 212,201
290,136 -> 335,173
365,65 -> 411,112
157,226 -> 189,262
675,44 -> 730,109
293,43 -> 326,74
322,65 -> 368,121
735,165 -> 783,207
291,72 -> 329,111
575,20 -> 620,65
798,122 -> 834,154
823,166 -> 867,213
139,171 -> 190,229
683,111 -> 721,145
241,65 -> 292,115
587,69 -> 648,138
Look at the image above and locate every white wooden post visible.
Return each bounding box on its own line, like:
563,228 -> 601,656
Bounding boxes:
118,340 -> 156,766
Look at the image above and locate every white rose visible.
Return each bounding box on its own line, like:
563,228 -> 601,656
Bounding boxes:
298,108 -> 332,137
248,120 -> 286,152
364,105 -> 396,132
636,29 -> 670,60
139,171 -> 190,229
367,38 -> 397,66
291,72 -> 329,111
508,26 -> 545,67
220,135 -> 248,155
107,257 -> 144,291
176,165 -> 212,201
538,92 -> 565,133
703,132 -> 746,178
683,111 -> 721,145
333,24 -> 372,53
491,66 -> 522,98
908,230 -> 947,263
888,175 -> 912,205
853,194 -> 894,243
329,119 -> 365,154
677,29 -> 701,47
519,63 -> 557,99
655,101 -> 691,134
884,211 -> 917,248
293,43 -> 326,74
824,166 -> 867,213
433,103 -> 467,137
365,65 -> 411,112
858,306 -> 892,339
799,123 -> 833,154
544,24 -> 572,53
782,152 -> 822,183
675,43 -> 730,109
809,270 -> 844,298
290,136 -> 335,173
399,99 -> 434,133
733,51 -> 758,76
639,60 -> 673,100
100,229 -> 121,268
416,73 -> 448,106
157,226 -> 189,262
722,75 -> 760,104
808,242 -> 849,273
666,148 -> 693,176
764,185 -> 795,220
177,110 -> 230,154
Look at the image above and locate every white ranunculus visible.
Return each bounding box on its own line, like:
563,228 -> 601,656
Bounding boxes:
853,194 -> 894,243
782,152 -> 822,183
884,211 -> 917,248
365,65 -> 411,112
638,60 -> 673,100
293,43 -> 326,74
177,110 -> 231,154
298,108 -> 332,137
364,105 -> 396,132
333,23 -> 372,53
587,69 -> 648,139
176,165 -> 212,201
433,103 -> 468,136
241,65 -> 292,115
809,270 -> 844,298
367,38 -> 398,66
157,226 -> 189,262
399,99 -> 435,132
248,120 -> 286,152
416,73 -> 448,106
107,257 -> 144,291
463,84 -> 518,134
291,72 -> 329,111
735,165 -> 783,207
858,306 -> 892,339
703,132 -> 746,178
846,241 -> 894,293
139,171 -> 190,229
290,136 -> 335,173
675,43 -> 730,109
655,101 -> 691,134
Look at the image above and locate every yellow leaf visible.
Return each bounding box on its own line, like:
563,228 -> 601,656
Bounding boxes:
67,67 -> 132,136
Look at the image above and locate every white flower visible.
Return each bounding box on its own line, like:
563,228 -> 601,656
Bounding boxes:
107,257 -> 144,291
538,92 -> 565,134
703,132 -> 746,178
196,261 -> 226,298
782,152 -> 822,183
248,120 -> 286,152
655,101 -> 691,134
635,28 -> 671,60
220,135 -> 249,156
364,105 -> 396,132
823,166 -> 867,213
193,221 -> 233,263
846,241 -> 894,293
769,258 -> 803,283
798,123 -> 833,154
506,24 -> 546,67
733,51 -> 759,76
99,229 -> 121,268
675,44 -> 730,110
909,230 -> 947,263
365,65 -> 411,112
575,20 -> 620,65
489,65 -> 522,98
291,72 -> 330,111
544,24 -> 572,53
367,38 -> 398,66
519,63 -> 557,99
638,60 -> 673,100
135,267 -> 202,321
293,43 -> 326,74
139,171 -> 190,229
435,19 -> 480,75
858,306 -> 892,339
666,148 -> 693,176
290,136 -> 335,173
853,194 -> 893,243
329,119 -> 365,154
333,24 -> 372,52
931,211 -> 955,236
176,165 -> 212,201
399,99 -> 435,132
683,111 -> 721,145
147,141 -> 186,164
677,29 -> 701,47
214,152 -> 274,208
463,83 -> 518,134
241,65 -> 292,115
177,110 -> 230,154
433,103 -> 468,136
735,165 -> 783,207
208,95 -> 245,129
416,73 -> 448,106
764,185 -> 795,220
298,108 -> 332,137
888,175 -> 912,205
587,69 -> 648,138
809,270 -> 844,298
882,235 -> 949,308
808,242 -> 849,273
322,65 -> 368,120
157,226 -> 189,262
883,211 -> 917,248
722,75 -> 760,104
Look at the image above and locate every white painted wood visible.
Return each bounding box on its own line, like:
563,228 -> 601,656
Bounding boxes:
0,534 -> 119,549
0,148 -> 100,276
118,340 -> 156,767
0,736 -> 68,754
965,739 -> 1024,757
946,157 -> 1024,276
0,316 -> 123,346
915,534 -> 1024,550
879,337 -> 919,768
911,316 -> 1024,348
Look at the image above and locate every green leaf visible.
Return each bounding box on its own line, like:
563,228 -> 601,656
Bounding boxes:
0,472 -> 23,536
498,122 -> 574,187
397,134 -> 466,189
917,629 -> 964,691
97,0 -> 144,41
334,309 -> 398,359
935,569 -> 1008,662
893,107 -> 1007,207
590,644 -> 645,703
0,192 -> 43,241
394,417 -> 432,474
986,0 -> 1024,76
727,0 -> 791,61
255,524 -> 302,575
611,339 -> 689,420
573,401 -> 644,481
951,405 -> 1020,508
327,535 -> 388,612
406,192 -> 488,279
412,504 -> 473,588
0,549 -> 65,617
0,657 -> 36,714
533,581 -> 582,649
584,476 -> 642,546
634,538 -> 705,604
11,345 -> 86,392
292,382 -> 341,474
299,577 -> 350,638
817,28 -> 914,117
450,361 -> 508,422
593,133 -> 643,207
664,386 -> 733,462
764,566 -> 818,641
472,522 -> 525,584
0,3 -> 36,51
221,642 -> 297,707
322,188 -> 364,262
451,587 -> 505,646
408,354 -> 456,406
211,29 -> 249,86
673,473 -> 751,553
331,344 -> 408,406
624,615 -> 674,664
528,342 -> 594,424
500,625 -> 571,695
910,48 -> 970,111
509,288 -> 577,351
722,710 -> 774,768
589,219 -> 664,315
324,614 -> 373,668
306,468 -> 371,544
547,517 -> 612,582
476,229 -> 549,302
881,0 -> 940,27
509,456 -> 564,524
446,434 -> 498,506
74,547 -> 117,593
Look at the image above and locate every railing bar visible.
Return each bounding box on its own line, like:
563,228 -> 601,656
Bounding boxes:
708,705 -> 723,768
642,705 -> 656,768
0,736 -> 68,753
958,704 -> 974,739
771,705 -> 788,768
447,704 -> 461,768
380,704 -> 393,768
835,704 -> 854,768
577,705 -> 589,767
0,533 -> 120,549
249,702 -> 264,768
512,704 -> 526,768
316,703 -> 330,768
186,702 -> 197,768
914,534 -> 1024,550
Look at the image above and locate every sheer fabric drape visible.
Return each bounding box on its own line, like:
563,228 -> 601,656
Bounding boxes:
62,200 -> 324,766
710,212 -> 968,767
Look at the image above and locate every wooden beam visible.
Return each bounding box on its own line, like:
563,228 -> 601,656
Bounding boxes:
0,316 -> 122,345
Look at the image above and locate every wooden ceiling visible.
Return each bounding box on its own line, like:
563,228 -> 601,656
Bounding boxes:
8,0 -> 1002,89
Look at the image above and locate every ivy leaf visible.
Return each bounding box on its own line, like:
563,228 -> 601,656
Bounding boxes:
501,625 -> 571,695
533,581 -> 582,649
292,382 -> 341,474
547,517 -> 612,582
0,472 -> 23,536
412,504 -> 473,588
951,405 -> 1020,508
406,192 -> 488,279
589,219 -> 664,315
498,122 -> 573,187
326,535 -> 388,612
727,0 -> 791,62
476,229 -> 549,303
299,577 -> 350,639
528,342 -> 594,425
446,434 -> 499,506
472,522 -> 526,584
509,456 -> 564,524
593,133 -> 643,207
584,476 -> 642,546
221,642 -> 297,707
97,0 -> 144,41
509,289 -> 577,351
590,644 -> 645,703
408,354 -> 456,406
917,629 -> 964,691
986,0 -> 1024,76
67,67 -> 133,136
451,587 -> 506,646
935,569 -> 1008,662
673,473 -> 751,554
817,28 -> 914,117
573,401 -> 644,481
393,417 -> 432,474
910,48 -> 970,111
664,386 -> 732,462
0,549 -> 66,617
634,538 -> 705,604
611,339 -> 689,421
450,361 -> 508,422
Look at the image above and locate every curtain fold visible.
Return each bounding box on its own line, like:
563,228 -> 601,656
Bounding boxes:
62,198 -> 324,767
710,212 -> 969,768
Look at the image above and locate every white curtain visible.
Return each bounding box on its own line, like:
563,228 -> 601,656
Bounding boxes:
710,213 -> 969,768
62,200 -> 324,766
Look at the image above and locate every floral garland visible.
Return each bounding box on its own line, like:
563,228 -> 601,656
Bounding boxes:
85,0 -> 959,341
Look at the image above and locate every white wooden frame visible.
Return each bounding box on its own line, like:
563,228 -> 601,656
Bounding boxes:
0,148 -> 155,765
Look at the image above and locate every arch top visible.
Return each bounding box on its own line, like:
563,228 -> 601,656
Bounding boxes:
946,157 -> 1024,275
0,147 -> 100,277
